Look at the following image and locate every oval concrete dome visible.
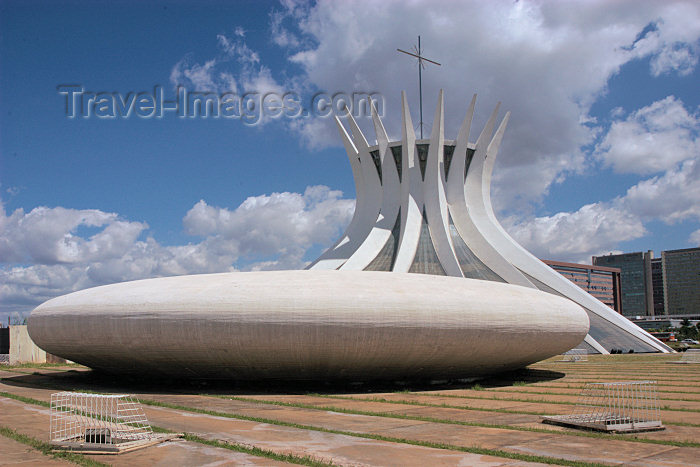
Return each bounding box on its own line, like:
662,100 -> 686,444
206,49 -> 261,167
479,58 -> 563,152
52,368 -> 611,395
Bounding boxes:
29,270 -> 588,380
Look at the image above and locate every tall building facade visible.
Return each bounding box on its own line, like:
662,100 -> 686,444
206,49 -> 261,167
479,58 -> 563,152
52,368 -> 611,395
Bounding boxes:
592,251 -> 654,317
594,248 -> 700,318
543,260 -> 621,313
663,247 -> 700,316
651,258 -> 665,315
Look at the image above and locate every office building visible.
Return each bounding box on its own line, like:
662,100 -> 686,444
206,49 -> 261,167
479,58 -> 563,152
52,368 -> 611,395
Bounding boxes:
663,247 -> 700,316
543,260 -> 621,313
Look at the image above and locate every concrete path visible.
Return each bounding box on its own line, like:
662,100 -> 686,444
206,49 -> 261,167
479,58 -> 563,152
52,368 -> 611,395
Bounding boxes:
334,391 -> 700,425
0,377 -> 545,466
219,392 -> 700,443
2,355 -> 700,466
0,396 -> 295,466
0,434 -> 73,466
134,392 -> 700,467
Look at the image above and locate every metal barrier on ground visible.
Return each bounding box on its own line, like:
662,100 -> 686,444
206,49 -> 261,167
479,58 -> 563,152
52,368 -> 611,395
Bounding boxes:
542,381 -> 664,433
677,348 -> 700,364
559,348 -> 588,362
50,392 -> 177,453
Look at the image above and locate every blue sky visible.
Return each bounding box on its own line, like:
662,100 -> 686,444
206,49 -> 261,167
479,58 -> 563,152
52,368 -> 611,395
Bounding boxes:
1,0 -> 699,322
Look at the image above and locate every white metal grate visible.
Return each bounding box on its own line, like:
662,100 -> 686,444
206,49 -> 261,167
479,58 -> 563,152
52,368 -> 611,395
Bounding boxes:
0,354 -> 8,364
50,392 -> 169,453
542,381 -> 664,432
680,349 -> 700,363
559,348 -> 588,362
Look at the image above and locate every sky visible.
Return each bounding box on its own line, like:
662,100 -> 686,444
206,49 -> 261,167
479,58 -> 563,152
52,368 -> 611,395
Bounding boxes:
1,0 -> 699,323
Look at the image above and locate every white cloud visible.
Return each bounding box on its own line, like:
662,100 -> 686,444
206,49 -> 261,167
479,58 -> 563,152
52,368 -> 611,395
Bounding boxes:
627,2 -> 700,76
623,159 -> 700,224
169,33 -> 272,95
8,1 -> 700,317
0,186 -> 353,314
505,105 -> 699,260
505,202 -> 646,263
270,9 -> 300,48
169,32 -> 290,128
588,95 -> 700,230
287,116 -> 339,150
0,203 -> 146,265
136,2 -> 700,273
278,1 -> 700,207
170,58 -> 221,92
690,229 -> 700,245
0,264 -> 92,315
217,34 -> 260,66
651,44 -> 698,77
162,0 -> 700,213
183,185 -> 354,260
595,96 -> 700,174
165,1 -> 700,208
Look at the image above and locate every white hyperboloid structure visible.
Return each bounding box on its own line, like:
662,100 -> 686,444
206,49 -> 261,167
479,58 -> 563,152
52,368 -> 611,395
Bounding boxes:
27,91 -> 668,382
308,90 -> 670,355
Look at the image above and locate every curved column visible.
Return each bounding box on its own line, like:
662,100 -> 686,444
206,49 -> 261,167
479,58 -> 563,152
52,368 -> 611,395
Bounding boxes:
423,90 -> 462,277
393,92 -> 423,272
584,334 -> 607,354
307,116 -> 364,269
482,112 -> 512,230
445,94 -> 476,201
308,111 -> 381,269
309,89 -> 670,354
472,114 -> 670,353
341,99 -> 401,270
458,103 -> 534,286
370,97 -> 390,156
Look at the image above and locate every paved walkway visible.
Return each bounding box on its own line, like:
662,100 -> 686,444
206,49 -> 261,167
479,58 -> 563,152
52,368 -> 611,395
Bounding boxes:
1,354 -> 700,466
0,396 -> 294,467
0,374 -> 544,466
134,393 -> 700,466
0,434 -> 73,467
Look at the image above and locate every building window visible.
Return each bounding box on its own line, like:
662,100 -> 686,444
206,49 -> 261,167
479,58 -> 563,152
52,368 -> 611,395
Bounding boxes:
390,145 -> 402,181
465,148 -> 475,179
364,211 -> 401,271
449,216 -> 504,282
443,145 -> 455,180
369,149 -> 382,184
416,144 -> 429,181
409,208 -> 446,275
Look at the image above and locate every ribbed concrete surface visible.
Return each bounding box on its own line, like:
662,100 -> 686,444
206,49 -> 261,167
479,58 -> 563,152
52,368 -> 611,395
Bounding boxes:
28,270 -> 588,379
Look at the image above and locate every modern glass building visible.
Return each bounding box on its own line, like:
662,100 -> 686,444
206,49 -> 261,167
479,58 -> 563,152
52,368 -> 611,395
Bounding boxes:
594,248 -> 700,318
662,247 -> 700,316
592,251 -> 654,317
543,260 -> 621,313
651,258 -> 665,316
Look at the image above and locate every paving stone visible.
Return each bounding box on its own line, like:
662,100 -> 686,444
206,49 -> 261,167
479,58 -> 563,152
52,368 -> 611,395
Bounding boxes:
2,357 -> 700,466
0,434 -> 73,466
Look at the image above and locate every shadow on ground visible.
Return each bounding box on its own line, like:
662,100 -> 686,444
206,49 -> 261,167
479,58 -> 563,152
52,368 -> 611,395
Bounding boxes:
1,366 -> 565,396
